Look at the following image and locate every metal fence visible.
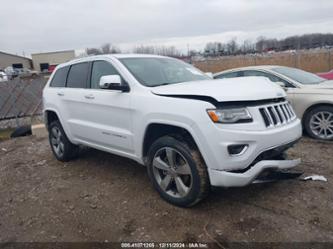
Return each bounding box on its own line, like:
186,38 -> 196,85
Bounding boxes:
0,76 -> 47,127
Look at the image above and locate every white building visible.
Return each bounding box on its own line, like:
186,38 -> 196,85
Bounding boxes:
31,50 -> 75,72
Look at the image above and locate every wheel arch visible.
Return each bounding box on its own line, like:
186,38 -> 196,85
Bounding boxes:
302,102 -> 333,126
141,123 -> 201,165
44,109 -> 61,129
44,108 -> 76,144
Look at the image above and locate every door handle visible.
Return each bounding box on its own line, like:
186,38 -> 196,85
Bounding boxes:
57,92 -> 65,96
84,94 -> 95,99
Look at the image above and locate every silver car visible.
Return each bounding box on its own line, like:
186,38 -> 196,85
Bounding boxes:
214,66 -> 333,141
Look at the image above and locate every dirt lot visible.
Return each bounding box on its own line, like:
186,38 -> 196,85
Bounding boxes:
0,136 -> 332,244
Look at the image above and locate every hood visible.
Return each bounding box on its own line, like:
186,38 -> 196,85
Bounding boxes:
151,77 -> 286,102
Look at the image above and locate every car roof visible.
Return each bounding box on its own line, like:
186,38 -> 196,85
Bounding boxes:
59,54 -> 170,68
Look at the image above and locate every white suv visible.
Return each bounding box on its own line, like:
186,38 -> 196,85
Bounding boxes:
43,54 -> 302,207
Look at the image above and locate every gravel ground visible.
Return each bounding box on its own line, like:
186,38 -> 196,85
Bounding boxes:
0,136 -> 332,244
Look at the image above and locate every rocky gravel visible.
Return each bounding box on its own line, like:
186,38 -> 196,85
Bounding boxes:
0,136 -> 332,243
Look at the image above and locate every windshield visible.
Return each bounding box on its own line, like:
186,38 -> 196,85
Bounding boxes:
272,67 -> 325,85
119,57 -> 210,87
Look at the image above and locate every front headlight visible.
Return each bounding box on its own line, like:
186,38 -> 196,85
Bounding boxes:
207,108 -> 252,123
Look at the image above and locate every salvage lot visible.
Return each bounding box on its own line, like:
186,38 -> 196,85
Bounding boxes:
0,136 -> 332,243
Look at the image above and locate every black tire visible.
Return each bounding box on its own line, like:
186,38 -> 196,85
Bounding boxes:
147,135 -> 210,207
48,120 -> 79,162
10,125 -> 32,138
303,105 -> 333,141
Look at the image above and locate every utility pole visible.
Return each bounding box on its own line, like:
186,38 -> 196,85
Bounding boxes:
187,43 -> 191,64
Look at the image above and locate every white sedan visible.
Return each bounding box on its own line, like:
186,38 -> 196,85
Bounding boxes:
214,66 -> 333,141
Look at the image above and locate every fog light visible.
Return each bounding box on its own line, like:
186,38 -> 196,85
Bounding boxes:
228,144 -> 248,156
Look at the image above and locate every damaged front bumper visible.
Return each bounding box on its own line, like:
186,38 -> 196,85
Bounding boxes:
208,158 -> 301,187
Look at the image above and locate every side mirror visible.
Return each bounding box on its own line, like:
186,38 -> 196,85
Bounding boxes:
99,75 -> 129,92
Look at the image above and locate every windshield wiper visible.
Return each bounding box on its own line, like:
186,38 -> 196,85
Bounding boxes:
153,82 -> 183,87
159,83 -> 172,86
152,81 -> 190,87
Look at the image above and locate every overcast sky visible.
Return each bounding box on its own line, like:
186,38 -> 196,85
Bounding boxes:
1,0 -> 333,56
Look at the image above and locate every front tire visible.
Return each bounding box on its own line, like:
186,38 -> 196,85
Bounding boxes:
304,105 -> 333,141
48,120 -> 79,162
147,135 -> 210,207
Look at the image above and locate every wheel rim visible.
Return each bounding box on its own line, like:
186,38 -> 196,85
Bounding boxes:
50,127 -> 65,157
152,147 -> 193,198
310,111 -> 333,140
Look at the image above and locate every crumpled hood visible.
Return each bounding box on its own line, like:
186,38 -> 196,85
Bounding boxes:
151,77 -> 286,102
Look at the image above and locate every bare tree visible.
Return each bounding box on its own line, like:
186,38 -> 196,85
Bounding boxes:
241,39 -> 254,54
226,38 -> 238,55
203,33 -> 333,57
86,47 -> 102,55
86,43 -> 121,55
101,43 -> 111,54
133,45 -> 182,57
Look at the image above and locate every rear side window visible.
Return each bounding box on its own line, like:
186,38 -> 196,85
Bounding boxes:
243,70 -> 280,82
50,66 -> 69,87
67,63 -> 89,88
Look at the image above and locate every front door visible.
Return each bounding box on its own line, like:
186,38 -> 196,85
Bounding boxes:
78,60 -> 133,154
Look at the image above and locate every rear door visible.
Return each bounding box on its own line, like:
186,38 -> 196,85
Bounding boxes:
60,62 -> 91,141
46,66 -> 71,134
77,60 -> 133,154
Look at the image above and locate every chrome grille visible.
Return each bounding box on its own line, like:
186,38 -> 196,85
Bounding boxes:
259,102 -> 296,127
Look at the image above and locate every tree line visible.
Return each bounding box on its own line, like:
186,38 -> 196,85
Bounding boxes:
86,44 -> 182,57
85,33 -> 333,58
204,33 -> 333,56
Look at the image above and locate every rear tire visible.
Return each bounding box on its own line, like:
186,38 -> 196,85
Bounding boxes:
48,120 -> 79,162
304,105 -> 333,141
147,135 -> 210,207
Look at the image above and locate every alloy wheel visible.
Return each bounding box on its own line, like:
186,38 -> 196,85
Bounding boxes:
50,126 -> 65,157
152,147 -> 193,198
310,111 -> 333,140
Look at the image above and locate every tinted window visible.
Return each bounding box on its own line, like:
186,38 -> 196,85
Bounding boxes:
67,63 -> 89,88
243,70 -> 294,87
91,61 -> 119,89
50,66 -> 69,87
215,71 -> 241,79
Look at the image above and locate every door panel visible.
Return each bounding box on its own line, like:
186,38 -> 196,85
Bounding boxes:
76,89 -> 133,153
68,60 -> 134,153
60,62 -> 90,141
59,60 -> 133,153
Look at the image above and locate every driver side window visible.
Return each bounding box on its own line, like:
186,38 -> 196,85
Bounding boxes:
90,61 -> 120,89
